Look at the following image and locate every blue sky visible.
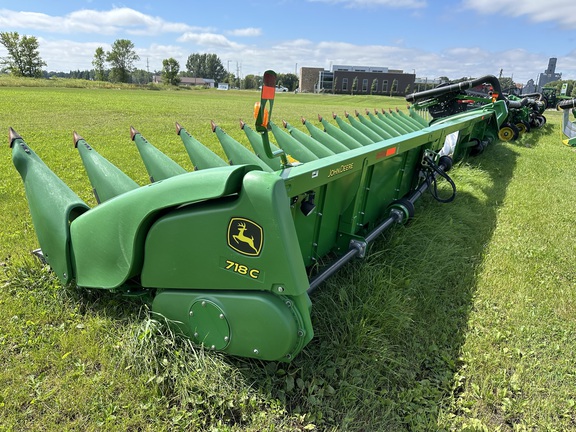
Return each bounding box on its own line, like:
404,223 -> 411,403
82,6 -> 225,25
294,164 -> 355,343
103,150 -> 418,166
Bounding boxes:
0,0 -> 575,84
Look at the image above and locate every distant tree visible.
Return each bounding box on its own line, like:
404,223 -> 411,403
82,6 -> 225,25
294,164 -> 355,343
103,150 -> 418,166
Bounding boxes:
371,79 -> 377,95
499,77 -> 516,93
44,69 -> 94,80
106,39 -> 139,83
277,73 -> 298,91
92,47 -> 106,81
132,69 -> 152,84
256,75 -> 263,89
546,80 -> 561,91
226,72 -> 236,88
0,32 -> 46,77
186,54 -> 203,77
243,74 -> 258,89
548,79 -> 575,97
70,70 -> 87,79
161,58 -> 180,85
352,76 -> 358,95
390,79 -> 398,96
332,77 -> 338,94
207,54 -> 227,82
186,53 -> 226,81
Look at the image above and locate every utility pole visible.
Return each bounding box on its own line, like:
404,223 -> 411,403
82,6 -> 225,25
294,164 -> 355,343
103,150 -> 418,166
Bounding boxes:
236,62 -> 240,87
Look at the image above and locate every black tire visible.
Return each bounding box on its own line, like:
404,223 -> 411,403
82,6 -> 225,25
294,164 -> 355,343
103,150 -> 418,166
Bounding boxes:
538,115 -> 547,126
498,123 -> 519,141
531,114 -> 546,128
516,120 -> 531,134
515,122 -> 527,134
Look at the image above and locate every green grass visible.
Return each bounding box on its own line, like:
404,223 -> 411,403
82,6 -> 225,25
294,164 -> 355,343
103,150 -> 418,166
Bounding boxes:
1,85 -> 575,431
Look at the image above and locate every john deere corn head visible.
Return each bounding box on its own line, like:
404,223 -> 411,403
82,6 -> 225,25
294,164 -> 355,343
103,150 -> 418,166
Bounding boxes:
558,98 -> 576,147
10,71 -> 508,362
406,75 -> 546,142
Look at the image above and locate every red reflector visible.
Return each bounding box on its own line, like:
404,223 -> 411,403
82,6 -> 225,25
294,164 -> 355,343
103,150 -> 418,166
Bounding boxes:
376,147 -> 397,159
262,86 -> 275,100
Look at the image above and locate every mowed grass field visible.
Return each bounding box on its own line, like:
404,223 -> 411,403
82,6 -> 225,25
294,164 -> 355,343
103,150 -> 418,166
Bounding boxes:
1,81 -> 576,431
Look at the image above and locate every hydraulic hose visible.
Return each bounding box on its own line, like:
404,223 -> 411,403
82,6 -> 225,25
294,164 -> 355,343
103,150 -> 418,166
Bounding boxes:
507,97 -> 529,109
558,99 -> 576,110
520,92 -> 545,102
406,75 -> 504,103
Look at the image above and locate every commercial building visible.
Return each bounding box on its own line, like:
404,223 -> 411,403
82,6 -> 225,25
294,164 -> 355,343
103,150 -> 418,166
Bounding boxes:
299,65 -> 416,95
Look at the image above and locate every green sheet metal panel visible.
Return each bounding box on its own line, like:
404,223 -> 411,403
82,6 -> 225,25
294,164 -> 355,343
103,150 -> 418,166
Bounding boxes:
70,165 -> 253,288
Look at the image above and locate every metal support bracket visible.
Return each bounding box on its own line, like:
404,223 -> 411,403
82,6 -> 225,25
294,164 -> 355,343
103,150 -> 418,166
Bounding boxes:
421,149 -> 437,167
349,239 -> 367,259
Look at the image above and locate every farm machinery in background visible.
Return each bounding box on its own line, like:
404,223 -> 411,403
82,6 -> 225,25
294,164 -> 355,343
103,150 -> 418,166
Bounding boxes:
406,75 -> 547,142
558,98 -> 576,146
10,71 -> 509,362
538,86 -> 573,109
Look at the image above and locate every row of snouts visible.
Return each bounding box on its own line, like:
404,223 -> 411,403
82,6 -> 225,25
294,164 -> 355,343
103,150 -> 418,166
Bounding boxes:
8,106 -> 428,204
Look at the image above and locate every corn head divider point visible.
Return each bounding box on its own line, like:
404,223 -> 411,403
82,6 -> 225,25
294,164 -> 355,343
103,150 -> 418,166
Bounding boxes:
10,70 -> 510,362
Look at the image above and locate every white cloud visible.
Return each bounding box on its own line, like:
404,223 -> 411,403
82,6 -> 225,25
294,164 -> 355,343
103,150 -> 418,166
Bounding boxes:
227,28 -> 262,37
136,43 -> 188,70
462,0 -> 576,28
177,32 -> 243,49
0,7 -> 203,35
37,38 -> 110,71
31,38 -> 187,73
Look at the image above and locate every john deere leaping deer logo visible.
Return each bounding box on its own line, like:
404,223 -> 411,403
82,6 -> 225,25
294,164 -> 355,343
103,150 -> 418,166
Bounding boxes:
227,218 -> 263,256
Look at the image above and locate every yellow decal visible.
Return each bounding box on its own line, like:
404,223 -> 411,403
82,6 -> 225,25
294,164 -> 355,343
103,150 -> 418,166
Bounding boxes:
225,260 -> 261,279
327,162 -> 354,178
227,218 -> 263,256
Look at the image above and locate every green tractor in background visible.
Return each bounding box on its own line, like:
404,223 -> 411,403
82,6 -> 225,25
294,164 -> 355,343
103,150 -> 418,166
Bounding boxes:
407,75 -> 546,142
540,86 -> 573,109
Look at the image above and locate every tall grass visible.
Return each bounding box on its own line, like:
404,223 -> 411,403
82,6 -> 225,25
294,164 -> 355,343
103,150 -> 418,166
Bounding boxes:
1,85 -> 574,430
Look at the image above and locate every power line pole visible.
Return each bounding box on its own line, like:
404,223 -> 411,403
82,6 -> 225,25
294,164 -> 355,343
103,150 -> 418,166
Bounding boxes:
236,62 -> 240,87
146,57 -> 150,83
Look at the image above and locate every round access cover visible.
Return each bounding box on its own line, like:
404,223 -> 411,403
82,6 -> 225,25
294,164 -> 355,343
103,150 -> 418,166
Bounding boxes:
189,300 -> 231,350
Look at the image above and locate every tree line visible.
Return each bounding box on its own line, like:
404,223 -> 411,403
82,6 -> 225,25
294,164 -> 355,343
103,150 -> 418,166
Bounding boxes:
0,31 -> 299,90
545,80 -> 576,98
